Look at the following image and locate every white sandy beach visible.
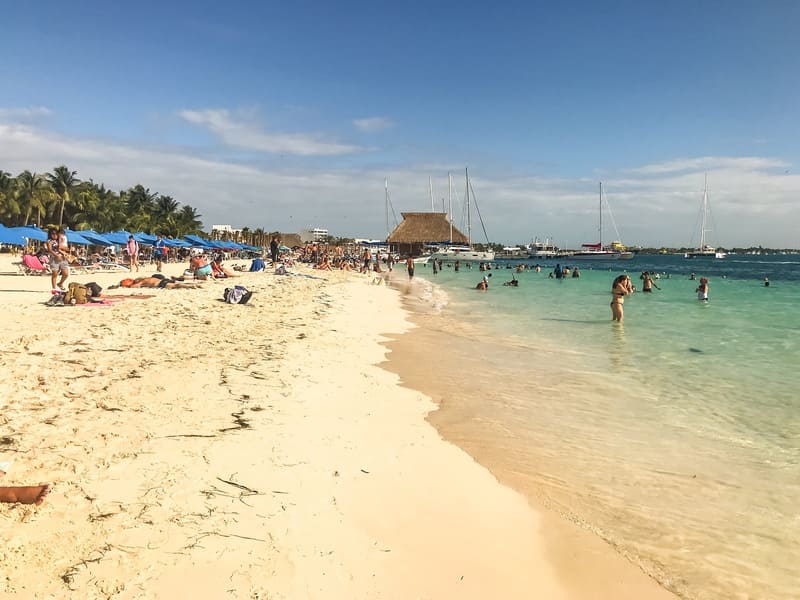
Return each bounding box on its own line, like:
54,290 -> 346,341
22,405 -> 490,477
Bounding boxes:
0,254 -> 673,599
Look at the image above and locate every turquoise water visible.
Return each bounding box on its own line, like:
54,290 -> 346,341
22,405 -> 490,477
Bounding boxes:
408,255 -> 800,599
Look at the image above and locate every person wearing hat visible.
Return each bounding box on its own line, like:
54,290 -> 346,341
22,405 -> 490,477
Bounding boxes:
46,227 -> 71,290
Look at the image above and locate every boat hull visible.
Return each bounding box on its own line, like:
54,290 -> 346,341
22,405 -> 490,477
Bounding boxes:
684,251 -> 726,259
570,251 -> 634,261
428,249 -> 495,263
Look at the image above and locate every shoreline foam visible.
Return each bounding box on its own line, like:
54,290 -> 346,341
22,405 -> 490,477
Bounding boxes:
382,272 -> 677,599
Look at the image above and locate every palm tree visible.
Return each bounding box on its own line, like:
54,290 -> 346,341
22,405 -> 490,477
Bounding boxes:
176,205 -> 203,236
123,184 -> 159,231
16,171 -> 54,227
154,195 -> 178,221
81,183 -> 127,232
0,170 -> 22,224
47,165 -> 80,227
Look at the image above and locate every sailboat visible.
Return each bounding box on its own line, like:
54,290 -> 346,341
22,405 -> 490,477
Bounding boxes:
571,182 -> 634,260
684,174 -> 725,259
428,168 -> 494,263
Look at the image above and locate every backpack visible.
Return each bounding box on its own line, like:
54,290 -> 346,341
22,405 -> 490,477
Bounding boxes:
64,282 -> 89,305
223,285 -> 253,305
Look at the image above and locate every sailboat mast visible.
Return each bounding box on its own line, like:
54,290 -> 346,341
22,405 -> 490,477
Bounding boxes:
466,167 -> 472,246
385,178 -> 389,240
448,172 -> 453,243
700,173 -> 708,249
429,176 -> 434,212
599,181 -> 603,248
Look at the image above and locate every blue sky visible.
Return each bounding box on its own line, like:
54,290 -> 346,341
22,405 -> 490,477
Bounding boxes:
1,0 -> 798,247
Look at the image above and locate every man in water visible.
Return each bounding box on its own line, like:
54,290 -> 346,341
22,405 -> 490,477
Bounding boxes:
406,256 -> 415,279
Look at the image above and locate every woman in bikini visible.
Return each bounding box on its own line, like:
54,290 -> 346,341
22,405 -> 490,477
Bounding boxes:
610,274 -> 631,322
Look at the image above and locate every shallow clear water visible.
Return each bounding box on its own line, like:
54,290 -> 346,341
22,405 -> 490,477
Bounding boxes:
405,254 -> 800,599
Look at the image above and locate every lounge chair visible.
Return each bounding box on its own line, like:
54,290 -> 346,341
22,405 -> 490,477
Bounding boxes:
15,254 -> 49,276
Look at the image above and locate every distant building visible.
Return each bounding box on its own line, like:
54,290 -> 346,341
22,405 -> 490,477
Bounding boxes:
211,224 -> 242,238
300,227 -> 329,243
387,212 -> 467,257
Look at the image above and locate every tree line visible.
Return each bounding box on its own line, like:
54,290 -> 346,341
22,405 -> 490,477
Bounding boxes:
0,165 -> 203,238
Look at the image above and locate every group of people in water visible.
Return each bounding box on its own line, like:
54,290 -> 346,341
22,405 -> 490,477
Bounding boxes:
447,260 -> 724,323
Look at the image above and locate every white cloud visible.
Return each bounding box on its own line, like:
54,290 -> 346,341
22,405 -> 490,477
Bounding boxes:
178,108 -> 362,156
627,156 -> 789,175
353,116 -> 395,133
0,121 -> 798,248
0,106 -> 53,120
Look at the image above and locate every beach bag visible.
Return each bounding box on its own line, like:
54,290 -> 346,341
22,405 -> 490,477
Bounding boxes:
85,281 -> 103,297
64,282 -> 89,305
224,285 -> 253,305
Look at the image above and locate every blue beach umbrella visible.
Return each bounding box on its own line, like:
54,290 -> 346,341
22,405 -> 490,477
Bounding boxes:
0,224 -> 27,246
64,229 -> 93,245
135,233 -> 158,246
9,225 -> 47,242
102,230 -> 133,245
183,234 -> 214,248
78,230 -> 114,246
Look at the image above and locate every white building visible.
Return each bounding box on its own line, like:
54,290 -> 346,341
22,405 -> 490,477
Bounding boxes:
300,227 -> 329,243
211,225 -> 243,237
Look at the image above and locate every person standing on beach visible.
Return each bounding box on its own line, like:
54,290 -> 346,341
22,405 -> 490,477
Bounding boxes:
46,227 -> 70,290
387,252 -> 395,272
361,248 -> 372,274
154,234 -> 167,272
432,259 -> 439,275
610,274 -> 631,322
696,277 -> 709,301
126,235 -> 140,272
406,256 -> 415,279
270,236 -> 280,265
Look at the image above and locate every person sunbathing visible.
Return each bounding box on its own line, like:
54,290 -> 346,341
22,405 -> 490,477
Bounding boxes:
115,275 -> 201,289
0,469 -> 50,505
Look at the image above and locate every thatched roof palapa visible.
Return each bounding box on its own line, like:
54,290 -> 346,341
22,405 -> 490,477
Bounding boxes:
387,212 -> 468,244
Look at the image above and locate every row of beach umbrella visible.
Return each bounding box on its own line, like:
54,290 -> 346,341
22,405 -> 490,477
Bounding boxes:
0,224 -> 262,252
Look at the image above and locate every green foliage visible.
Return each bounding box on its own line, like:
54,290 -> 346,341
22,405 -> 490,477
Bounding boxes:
0,166 -> 205,234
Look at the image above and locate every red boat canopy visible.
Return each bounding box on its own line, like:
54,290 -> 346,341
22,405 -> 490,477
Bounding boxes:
581,242 -> 602,249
